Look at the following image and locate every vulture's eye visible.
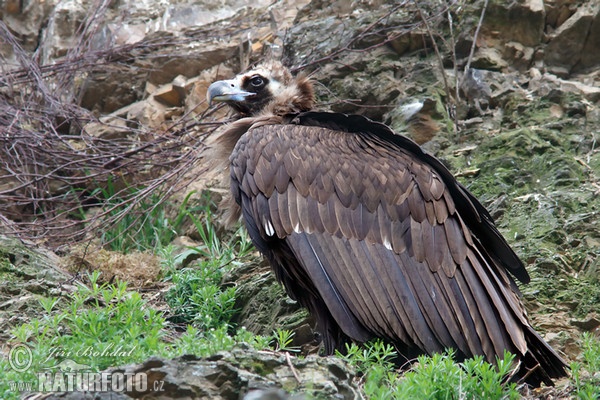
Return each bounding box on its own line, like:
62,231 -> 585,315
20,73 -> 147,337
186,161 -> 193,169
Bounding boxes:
249,76 -> 265,88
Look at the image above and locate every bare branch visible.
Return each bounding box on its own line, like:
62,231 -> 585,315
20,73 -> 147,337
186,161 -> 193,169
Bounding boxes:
0,15 -> 225,247
463,0 -> 489,75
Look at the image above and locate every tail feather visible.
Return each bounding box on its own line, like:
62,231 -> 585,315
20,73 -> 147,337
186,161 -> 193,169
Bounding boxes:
517,328 -> 568,386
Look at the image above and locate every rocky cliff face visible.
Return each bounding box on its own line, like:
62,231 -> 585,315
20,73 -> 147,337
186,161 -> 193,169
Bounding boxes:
1,0 -> 599,398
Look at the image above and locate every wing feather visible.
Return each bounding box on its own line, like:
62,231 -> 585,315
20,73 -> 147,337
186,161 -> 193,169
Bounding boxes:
407,184 -> 427,222
444,217 -> 468,266
318,199 -> 338,235
433,193 -> 450,223
286,233 -> 371,341
277,187 -> 293,234
421,220 -> 439,271
324,237 -> 384,332
410,254 -> 459,349
451,265 -> 496,360
355,240 -> 413,341
228,119 -> 556,378
410,218 -> 425,262
390,218 -> 409,253
334,198 -> 354,238
268,194 -> 285,239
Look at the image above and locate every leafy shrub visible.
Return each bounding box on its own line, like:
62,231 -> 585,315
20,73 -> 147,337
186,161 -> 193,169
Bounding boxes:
160,203 -> 254,330
571,333 -> 600,400
339,341 -> 520,400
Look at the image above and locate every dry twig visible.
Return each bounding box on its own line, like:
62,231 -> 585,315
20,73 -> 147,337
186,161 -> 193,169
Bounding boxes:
0,13 -> 224,247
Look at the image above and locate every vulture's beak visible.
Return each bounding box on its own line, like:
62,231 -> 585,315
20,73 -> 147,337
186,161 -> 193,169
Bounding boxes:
207,79 -> 255,106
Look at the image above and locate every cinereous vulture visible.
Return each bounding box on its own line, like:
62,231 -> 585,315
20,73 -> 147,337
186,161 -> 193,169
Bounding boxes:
207,61 -> 567,386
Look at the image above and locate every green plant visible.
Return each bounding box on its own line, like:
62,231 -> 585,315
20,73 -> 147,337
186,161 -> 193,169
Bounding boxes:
0,271 -> 167,399
161,203 -> 254,330
571,333 -> 600,400
190,284 -> 237,329
0,270 -> 273,400
272,328 -> 300,353
339,342 -> 520,400
459,351 -> 518,400
237,327 -> 273,350
99,183 -> 196,252
163,248 -> 238,329
163,265 -> 235,327
186,208 -> 254,262
395,350 -> 519,400
580,332 -> 600,373
340,340 -> 397,374
166,325 -> 272,358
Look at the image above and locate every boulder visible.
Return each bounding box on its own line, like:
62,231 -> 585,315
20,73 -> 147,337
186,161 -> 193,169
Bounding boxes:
484,0 -> 545,47
41,348 -> 360,399
544,2 -> 600,75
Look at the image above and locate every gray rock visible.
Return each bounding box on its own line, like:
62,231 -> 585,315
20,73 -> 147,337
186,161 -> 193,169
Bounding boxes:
484,0 -> 545,47
545,2 -> 600,75
40,348 -> 360,399
0,235 -> 72,344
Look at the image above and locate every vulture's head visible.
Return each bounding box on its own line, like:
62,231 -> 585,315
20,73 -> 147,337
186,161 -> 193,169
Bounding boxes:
207,61 -> 314,116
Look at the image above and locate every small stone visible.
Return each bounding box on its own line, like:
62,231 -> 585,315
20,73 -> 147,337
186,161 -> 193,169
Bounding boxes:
571,317 -> 600,331
153,84 -> 184,107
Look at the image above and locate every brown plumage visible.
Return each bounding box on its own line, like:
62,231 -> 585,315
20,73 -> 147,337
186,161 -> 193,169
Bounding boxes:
207,61 -> 568,386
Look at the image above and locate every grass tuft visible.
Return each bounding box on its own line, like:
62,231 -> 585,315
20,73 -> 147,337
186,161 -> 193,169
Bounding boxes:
570,332 -> 600,400
100,187 -> 198,252
339,341 -> 521,399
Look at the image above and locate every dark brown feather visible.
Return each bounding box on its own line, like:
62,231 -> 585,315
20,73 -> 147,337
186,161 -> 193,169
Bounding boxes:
212,64 -> 567,387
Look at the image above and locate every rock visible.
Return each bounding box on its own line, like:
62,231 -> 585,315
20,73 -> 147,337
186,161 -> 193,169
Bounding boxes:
79,68 -> 146,114
284,2 -> 410,67
545,0 -> 578,29
83,115 -> 134,141
40,348 -> 360,399
579,5 -> 600,71
484,0 -> 545,47
529,72 -> 600,102
545,2 -> 600,75
39,0 -> 90,60
471,46 -> 509,70
226,262 -> 313,349
144,37 -> 241,86
153,82 -> 185,107
388,31 -> 430,56
503,41 -> 535,71
0,235 -> 72,344
570,316 -> 600,331
0,0 -> 58,59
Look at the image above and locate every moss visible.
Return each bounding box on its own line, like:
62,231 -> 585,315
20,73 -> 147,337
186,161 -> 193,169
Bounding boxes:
281,379 -> 299,393
526,266 -> 600,318
426,89 -> 600,323
250,360 -> 275,377
0,256 -> 23,284
278,308 -> 310,328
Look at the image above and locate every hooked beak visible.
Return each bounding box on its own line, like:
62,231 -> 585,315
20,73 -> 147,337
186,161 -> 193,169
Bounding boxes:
207,79 -> 255,106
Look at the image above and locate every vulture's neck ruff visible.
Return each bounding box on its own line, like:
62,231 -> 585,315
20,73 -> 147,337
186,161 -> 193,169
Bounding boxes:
207,62 -> 568,388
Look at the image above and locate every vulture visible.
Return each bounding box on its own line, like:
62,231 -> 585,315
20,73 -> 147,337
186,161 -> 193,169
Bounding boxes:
207,61 -> 568,386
